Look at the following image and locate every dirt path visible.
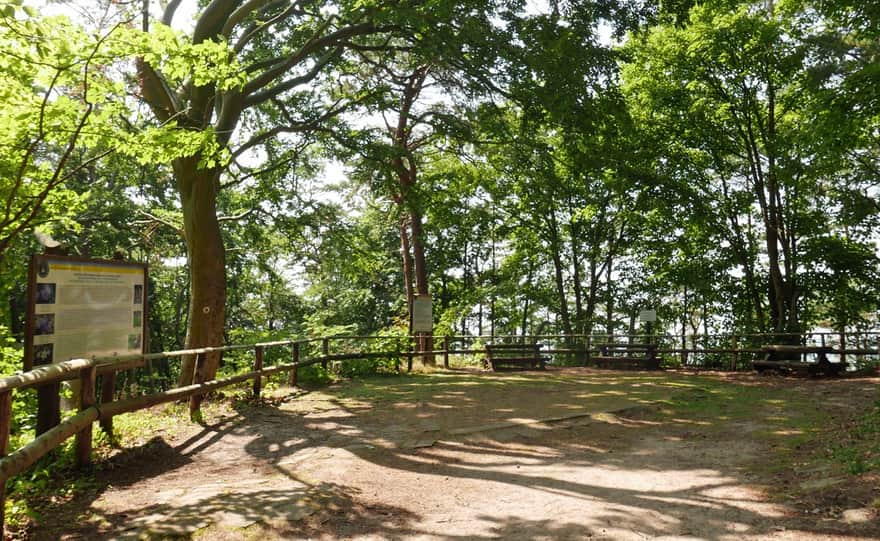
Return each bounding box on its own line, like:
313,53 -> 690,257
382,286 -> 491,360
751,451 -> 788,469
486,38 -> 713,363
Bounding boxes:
37,368 -> 879,540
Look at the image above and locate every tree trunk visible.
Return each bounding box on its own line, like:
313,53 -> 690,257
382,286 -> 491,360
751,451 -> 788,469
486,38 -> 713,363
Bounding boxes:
567,195 -> 584,336
521,261 -> 535,336
547,206 -> 572,337
585,258 -> 599,336
176,158 -> 226,387
569,225 -> 584,336
605,253 -> 614,337
388,65 -> 432,362
399,217 -> 414,333
410,208 -> 434,364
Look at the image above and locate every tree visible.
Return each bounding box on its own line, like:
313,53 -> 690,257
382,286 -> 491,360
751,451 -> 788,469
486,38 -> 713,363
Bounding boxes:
135,2 -> 410,387
622,1 -> 879,335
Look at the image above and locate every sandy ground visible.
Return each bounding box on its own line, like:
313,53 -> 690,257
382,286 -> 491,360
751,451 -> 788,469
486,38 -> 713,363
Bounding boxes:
30,368 -> 880,540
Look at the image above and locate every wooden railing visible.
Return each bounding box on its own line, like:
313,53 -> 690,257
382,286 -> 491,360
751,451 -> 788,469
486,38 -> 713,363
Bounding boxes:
1,331 -> 878,534
441,332 -> 880,371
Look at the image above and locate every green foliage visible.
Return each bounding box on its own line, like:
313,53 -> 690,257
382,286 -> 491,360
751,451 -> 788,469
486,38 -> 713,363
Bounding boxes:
621,1 -> 880,334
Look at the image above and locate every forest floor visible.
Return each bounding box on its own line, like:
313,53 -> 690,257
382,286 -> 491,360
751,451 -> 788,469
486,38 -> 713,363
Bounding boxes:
27,367 -> 880,540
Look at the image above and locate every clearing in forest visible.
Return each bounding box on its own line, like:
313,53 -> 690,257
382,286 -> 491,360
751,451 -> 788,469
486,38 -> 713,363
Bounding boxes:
32,368 -> 880,540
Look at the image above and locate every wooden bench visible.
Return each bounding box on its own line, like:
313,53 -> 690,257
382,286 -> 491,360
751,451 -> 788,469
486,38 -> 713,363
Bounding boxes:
753,345 -> 843,376
589,342 -> 661,370
484,343 -> 549,371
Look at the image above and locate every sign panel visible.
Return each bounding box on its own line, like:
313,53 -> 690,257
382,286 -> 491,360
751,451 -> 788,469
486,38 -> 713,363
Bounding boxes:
412,294 -> 433,333
24,255 -> 148,370
639,309 -> 657,322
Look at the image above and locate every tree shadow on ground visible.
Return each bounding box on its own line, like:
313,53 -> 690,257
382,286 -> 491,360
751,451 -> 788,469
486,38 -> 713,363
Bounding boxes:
35,369 -> 880,540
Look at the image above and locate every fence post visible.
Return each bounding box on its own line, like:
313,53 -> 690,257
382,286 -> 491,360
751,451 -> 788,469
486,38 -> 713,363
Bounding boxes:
839,330 -> 846,367
189,352 -> 206,419
321,338 -> 329,370
0,389 -> 12,537
99,372 -> 116,436
253,346 -> 264,399
731,335 -> 739,372
407,335 -> 414,372
443,336 -> 450,369
876,333 -> 880,376
585,335 -> 592,367
75,364 -> 96,467
288,342 -> 299,386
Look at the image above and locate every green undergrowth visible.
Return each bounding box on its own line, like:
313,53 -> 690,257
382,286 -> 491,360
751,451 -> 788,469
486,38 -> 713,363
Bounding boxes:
829,400 -> 880,475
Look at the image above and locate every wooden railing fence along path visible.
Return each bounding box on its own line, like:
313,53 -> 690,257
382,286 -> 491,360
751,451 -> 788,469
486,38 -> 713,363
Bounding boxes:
1,331 -> 878,535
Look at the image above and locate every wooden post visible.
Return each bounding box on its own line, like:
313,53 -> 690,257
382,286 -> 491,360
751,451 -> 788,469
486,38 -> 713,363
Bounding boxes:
585,335 -> 592,366
872,335 -> 880,376
407,336 -> 414,372
253,346 -> 263,399
189,352 -> 206,419
288,342 -> 299,386
35,384 -> 60,437
75,365 -> 96,467
731,335 -> 739,372
0,390 -> 13,538
321,338 -> 329,370
100,372 -> 116,436
839,330 -> 846,367
443,336 -> 450,369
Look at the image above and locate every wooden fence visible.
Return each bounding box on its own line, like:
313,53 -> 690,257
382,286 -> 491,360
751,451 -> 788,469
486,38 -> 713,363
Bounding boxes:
1,331 -> 878,535
441,332 -> 880,371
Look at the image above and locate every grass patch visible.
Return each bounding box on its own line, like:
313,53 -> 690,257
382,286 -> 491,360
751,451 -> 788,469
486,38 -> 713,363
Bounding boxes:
830,400 -> 880,475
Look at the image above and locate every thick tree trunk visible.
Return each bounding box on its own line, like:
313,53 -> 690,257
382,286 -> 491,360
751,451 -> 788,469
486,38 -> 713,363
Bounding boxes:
176,158 -> 226,386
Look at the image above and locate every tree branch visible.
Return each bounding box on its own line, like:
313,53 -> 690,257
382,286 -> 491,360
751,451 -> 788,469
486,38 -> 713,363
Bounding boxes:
161,0 -> 183,26
134,210 -> 184,237
217,208 -> 256,222
243,46 -> 342,107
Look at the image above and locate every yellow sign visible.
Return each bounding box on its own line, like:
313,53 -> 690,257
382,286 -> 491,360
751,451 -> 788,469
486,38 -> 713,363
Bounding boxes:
26,255 -> 147,370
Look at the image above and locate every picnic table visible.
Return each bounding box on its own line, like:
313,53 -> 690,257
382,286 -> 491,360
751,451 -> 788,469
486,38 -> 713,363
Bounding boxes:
589,342 -> 662,370
484,343 -> 548,371
753,344 -> 843,376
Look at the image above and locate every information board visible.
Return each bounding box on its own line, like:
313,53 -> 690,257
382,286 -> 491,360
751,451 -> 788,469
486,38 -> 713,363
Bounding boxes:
24,255 -> 148,370
412,294 -> 433,333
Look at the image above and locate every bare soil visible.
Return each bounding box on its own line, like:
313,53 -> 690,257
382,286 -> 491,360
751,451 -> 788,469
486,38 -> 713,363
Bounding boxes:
30,368 -> 880,540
